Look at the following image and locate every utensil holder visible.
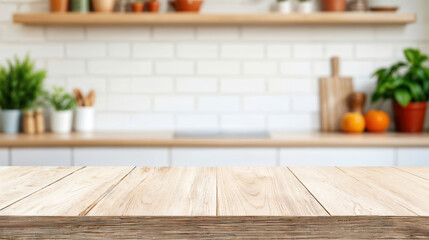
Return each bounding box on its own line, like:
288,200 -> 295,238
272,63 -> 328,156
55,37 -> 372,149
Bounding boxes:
51,110 -> 73,134
71,0 -> 90,12
74,107 -> 95,132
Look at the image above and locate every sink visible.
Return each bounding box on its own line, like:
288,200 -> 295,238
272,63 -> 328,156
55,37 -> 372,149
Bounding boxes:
174,131 -> 270,139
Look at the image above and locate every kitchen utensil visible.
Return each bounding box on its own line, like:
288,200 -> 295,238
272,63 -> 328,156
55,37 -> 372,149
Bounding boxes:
319,57 -> 354,132
170,0 -> 203,12
370,6 -> 398,12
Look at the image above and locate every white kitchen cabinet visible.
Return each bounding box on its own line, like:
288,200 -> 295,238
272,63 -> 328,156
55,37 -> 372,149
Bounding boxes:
171,148 -> 277,166
11,148 -> 72,166
280,148 -> 396,166
0,149 -> 9,166
397,148 -> 429,166
73,148 -> 169,166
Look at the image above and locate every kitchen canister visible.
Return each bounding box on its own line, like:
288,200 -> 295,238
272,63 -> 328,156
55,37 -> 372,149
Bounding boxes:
74,107 -> 95,132
51,110 -> 73,134
71,0 -> 90,12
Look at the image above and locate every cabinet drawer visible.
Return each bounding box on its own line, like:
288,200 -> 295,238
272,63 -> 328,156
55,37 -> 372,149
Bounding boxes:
398,148 -> 429,166
73,148 -> 169,166
0,149 -> 9,166
11,148 -> 72,166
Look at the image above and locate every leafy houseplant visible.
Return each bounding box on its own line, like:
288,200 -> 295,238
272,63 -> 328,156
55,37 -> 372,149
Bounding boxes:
45,87 -> 76,134
371,48 -> 429,133
0,56 -> 45,134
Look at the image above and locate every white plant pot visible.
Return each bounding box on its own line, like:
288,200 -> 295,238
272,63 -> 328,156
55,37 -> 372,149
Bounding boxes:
0,110 -> 21,134
50,110 -> 73,134
74,107 -> 95,133
277,1 -> 292,13
298,1 -> 313,13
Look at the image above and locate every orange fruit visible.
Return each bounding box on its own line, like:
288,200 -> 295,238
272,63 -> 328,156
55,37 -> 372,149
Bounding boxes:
364,110 -> 390,133
341,112 -> 365,133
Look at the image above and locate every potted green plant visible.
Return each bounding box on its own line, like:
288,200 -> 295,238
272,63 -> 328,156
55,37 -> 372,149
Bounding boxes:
0,56 -> 45,134
45,87 -> 76,134
371,48 -> 429,133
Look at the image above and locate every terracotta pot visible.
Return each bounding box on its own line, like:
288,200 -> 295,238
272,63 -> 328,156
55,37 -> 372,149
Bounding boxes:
131,2 -> 144,12
321,0 -> 346,12
393,101 -> 427,133
92,0 -> 115,12
50,0 -> 69,12
170,0 -> 203,12
147,1 -> 160,12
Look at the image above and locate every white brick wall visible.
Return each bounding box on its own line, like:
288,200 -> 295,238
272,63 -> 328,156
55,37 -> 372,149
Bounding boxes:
1,0 -> 428,131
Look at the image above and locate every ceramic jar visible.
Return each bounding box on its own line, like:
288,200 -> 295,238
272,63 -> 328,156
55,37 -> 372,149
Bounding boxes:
147,0 -> 160,12
297,0 -> 313,13
50,0 -> 69,12
51,110 -> 73,134
321,0 -> 346,12
92,0 -> 116,12
170,0 -> 203,12
0,110 -> 21,134
277,0 -> 292,13
74,107 -> 95,133
71,0 -> 90,12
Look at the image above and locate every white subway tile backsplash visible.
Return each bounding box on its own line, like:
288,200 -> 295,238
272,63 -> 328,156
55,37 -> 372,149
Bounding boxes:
133,43 -> 174,59
131,113 -> 175,130
109,78 -> 132,93
220,78 -> 265,93
177,43 -> 218,59
108,43 -> 130,59
177,77 -> 218,93
0,3 -> 17,22
131,77 -> 174,93
95,113 -> 132,131
221,114 -> 265,131
47,60 -> 86,76
280,61 -> 312,76
198,96 -> 240,112
325,44 -> 354,59
293,44 -> 324,59
176,114 -> 219,131
46,26 -> 85,40
356,44 -> 394,59
66,43 -> 106,58
341,61 -> 375,77
243,61 -> 277,75
171,148 -> 277,166
88,60 -> 152,75
197,61 -> 240,75
155,96 -> 195,112
87,26 -> 150,40
0,43 -> 63,59
66,77 -> 107,93
108,95 -> 151,112
292,96 -> 319,112
155,61 -> 194,75
221,44 -> 264,59
196,26 -> 240,40
267,44 -> 292,59
0,24 -> 44,41
244,96 -> 290,112
268,114 -> 313,131
153,26 -> 195,40
268,78 -> 313,94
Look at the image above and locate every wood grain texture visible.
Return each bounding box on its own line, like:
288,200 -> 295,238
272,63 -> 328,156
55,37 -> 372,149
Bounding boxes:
13,13 -> 416,25
339,167 -> 429,215
87,167 -> 216,216
0,167 -> 133,216
2,132 -> 429,148
217,167 -> 328,216
1,216 -> 428,239
289,167 -> 416,216
0,167 -> 81,210
398,167 -> 429,180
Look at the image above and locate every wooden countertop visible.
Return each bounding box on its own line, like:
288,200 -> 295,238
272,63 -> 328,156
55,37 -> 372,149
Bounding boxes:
1,132 -> 429,148
1,167 -> 428,239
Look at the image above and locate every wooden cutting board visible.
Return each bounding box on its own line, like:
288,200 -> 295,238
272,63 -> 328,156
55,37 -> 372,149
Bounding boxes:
319,57 -> 354,132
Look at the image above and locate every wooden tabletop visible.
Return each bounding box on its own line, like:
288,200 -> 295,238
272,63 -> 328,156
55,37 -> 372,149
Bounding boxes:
1,167 -> 428,239
2,132 -> 429,148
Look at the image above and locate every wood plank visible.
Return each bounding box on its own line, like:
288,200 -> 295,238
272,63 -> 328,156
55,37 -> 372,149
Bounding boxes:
87,167 -> 216,216
397,167 -> 429,180
339,167 -> 429,216
1,132 -> 429,148
217,167 -> 328,216
0,167 -> 133,216
1,216 -> 428,239
0,167 -> 81,210
290,167 -> 416,216
13,13 -> 416,25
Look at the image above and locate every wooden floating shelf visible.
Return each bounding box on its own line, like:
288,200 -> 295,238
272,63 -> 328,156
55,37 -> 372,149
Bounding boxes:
13,12 -> 416,25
